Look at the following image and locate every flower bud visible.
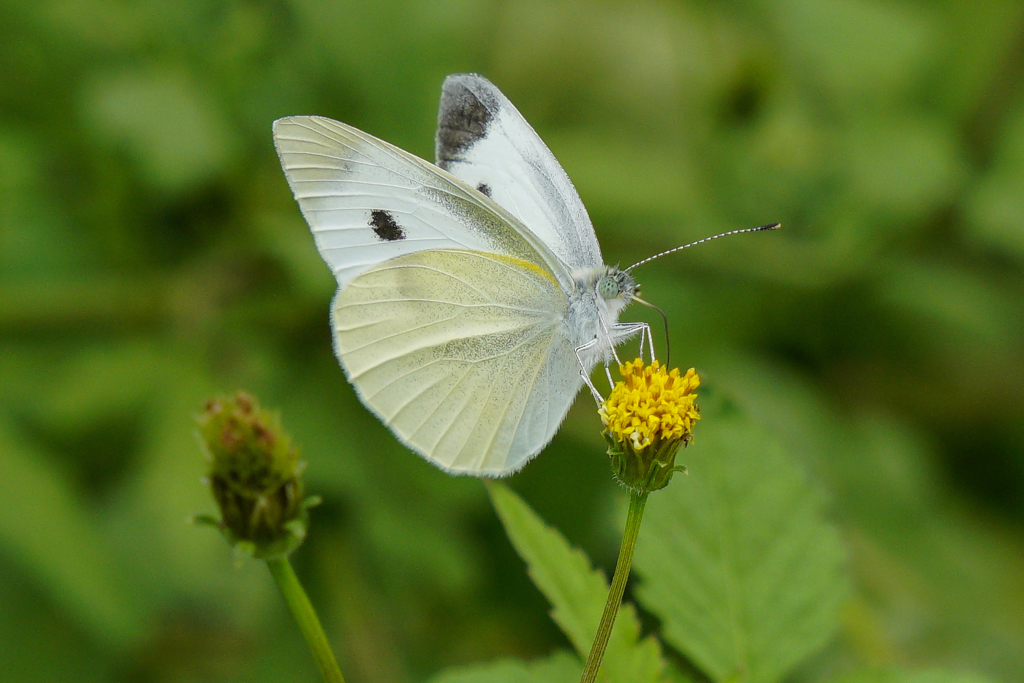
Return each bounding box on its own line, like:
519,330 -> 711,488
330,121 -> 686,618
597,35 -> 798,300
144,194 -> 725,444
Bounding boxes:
195,392 -> 318,559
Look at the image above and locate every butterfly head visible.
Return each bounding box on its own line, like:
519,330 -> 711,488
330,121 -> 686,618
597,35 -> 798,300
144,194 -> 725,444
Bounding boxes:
570,265 -> 638,337
596,267 -> 637,303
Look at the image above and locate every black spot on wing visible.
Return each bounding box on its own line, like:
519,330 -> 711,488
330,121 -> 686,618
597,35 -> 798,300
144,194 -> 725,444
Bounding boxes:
476,183 -> 492,197
436,78 -> 498,169
369,209 -> 405,241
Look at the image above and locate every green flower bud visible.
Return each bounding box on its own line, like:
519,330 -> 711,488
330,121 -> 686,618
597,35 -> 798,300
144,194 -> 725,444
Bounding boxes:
194,392 -> 319,560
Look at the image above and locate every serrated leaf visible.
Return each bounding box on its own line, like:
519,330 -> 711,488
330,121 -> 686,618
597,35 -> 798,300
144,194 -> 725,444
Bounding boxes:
830,669 -> 998,683
633,408 -> 848,683
429,651 -> 580,683
487,482 -> 664,683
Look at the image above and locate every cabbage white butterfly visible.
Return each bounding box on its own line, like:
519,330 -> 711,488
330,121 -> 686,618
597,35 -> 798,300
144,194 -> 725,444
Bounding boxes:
273,74 -> 774,476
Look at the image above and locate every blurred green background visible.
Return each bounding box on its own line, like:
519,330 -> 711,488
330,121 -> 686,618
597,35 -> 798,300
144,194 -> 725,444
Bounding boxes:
1,0 -> 1023,681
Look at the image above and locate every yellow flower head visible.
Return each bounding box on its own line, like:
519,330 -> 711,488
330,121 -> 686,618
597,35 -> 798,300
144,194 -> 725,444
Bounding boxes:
600,359 -> 700,492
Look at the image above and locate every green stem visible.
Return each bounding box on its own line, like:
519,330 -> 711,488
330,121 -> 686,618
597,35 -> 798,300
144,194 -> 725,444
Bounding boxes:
579,490 -> 649,683
266,556 -> 346,683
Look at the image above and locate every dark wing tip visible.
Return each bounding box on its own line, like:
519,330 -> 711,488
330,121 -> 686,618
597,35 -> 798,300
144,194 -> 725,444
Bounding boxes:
435,74 -> 502,167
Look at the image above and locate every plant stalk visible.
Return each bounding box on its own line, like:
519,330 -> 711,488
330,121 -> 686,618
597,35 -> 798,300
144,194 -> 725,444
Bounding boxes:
267,556 -> 346,683
579,490 -> 649,683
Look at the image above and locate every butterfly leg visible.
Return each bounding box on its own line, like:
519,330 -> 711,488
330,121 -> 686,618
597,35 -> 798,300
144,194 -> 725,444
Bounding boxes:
576,320 -> 650,403
643,323 -> 656,362
574,339 -> 605,404
635,324 -> 651,363
630,322 -> 655,362
610,322 -> 649,360
614,323 -> 655,366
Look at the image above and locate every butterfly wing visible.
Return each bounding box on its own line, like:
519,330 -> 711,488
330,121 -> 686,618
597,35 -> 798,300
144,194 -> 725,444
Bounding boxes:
333,248 -> 583,475
435,74 -> 604,270
273,115 -> 585,475
273,116 -> 570,290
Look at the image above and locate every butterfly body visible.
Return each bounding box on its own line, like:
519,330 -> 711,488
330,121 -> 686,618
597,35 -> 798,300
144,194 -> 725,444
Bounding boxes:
566,265 -> 638,365
274,74 -> 641,476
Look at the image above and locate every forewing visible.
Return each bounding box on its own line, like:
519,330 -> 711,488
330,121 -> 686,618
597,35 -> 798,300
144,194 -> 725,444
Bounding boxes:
274,116 -> 570,289
435,74 -> 603,270
332,249 -> 584,475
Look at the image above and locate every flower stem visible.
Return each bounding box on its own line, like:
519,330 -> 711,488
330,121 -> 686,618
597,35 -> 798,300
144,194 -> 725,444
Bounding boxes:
266,556 -> 346,683
579,490 -> 649,683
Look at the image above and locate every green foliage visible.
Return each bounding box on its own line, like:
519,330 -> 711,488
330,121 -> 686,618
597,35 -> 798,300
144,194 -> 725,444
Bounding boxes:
0,417 -> 144,649
486,482 -> 664,683
430,652 -> 580,683
429,412 -> 993,683
831,670 -> 999,683
448,410 -> 847,683
633,406 -> 848,683
2,0 -> 1024,681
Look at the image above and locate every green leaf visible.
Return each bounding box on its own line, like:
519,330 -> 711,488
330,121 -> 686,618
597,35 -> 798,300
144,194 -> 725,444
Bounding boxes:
830,669 -> 999,683
487,482 -> 664,683
82,65 -> 238,193
0,416 -> 145,649
429,651 -> 580,683
633,407 -> 848,683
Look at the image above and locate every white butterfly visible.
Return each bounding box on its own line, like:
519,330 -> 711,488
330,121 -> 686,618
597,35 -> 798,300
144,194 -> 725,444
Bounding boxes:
273,74 -> 771,477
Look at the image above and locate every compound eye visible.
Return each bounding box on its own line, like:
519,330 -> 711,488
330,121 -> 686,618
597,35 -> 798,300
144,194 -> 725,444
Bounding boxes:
597,275 -> 620,299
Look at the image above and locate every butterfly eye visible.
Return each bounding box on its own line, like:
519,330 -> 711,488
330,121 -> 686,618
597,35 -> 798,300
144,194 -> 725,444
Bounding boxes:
597,275 -> 620,299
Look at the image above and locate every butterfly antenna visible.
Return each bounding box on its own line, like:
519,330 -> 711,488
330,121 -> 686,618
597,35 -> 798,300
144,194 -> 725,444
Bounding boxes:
625,222 -> 781,272
631,296 -> 671,367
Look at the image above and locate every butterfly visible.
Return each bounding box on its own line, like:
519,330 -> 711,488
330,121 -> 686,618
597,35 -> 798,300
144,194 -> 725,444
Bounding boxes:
273,74 -> 775,477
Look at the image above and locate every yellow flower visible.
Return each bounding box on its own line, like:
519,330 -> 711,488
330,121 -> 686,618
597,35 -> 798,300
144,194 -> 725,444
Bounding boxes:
600,359 -> 700,492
